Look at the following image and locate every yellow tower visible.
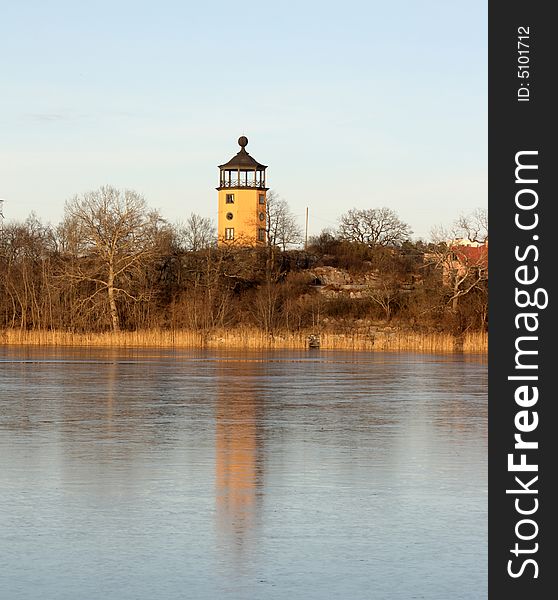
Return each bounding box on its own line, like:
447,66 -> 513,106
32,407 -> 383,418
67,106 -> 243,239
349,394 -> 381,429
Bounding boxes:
217,136 -> 268,246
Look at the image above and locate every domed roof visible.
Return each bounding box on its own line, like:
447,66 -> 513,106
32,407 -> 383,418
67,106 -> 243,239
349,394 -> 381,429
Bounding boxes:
218,136 -> 267,171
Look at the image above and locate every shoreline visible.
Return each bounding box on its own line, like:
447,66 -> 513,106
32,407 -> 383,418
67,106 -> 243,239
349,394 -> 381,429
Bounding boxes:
1,328 -> 487,354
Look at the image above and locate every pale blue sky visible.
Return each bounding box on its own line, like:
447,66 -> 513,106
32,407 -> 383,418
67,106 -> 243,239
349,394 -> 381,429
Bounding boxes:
0,0 -> 486,239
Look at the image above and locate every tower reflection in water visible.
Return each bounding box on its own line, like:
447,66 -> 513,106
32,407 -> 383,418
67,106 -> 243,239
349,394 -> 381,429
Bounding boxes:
215,359 -> 265,556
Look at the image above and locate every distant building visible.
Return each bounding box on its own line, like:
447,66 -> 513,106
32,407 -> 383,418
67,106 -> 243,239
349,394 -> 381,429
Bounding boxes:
217,136 -> 268,247
451,237 -> 484,248
444,238 -> 488,285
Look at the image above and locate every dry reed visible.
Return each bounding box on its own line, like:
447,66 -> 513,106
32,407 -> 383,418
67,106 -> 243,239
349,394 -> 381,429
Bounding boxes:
1,327 -> 487,353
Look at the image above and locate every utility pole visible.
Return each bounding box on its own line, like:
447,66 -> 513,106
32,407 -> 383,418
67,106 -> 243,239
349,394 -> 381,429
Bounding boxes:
305,206 -> 309,250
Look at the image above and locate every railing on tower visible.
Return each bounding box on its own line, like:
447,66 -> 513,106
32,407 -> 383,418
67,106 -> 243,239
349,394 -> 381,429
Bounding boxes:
219,178 -> 266,189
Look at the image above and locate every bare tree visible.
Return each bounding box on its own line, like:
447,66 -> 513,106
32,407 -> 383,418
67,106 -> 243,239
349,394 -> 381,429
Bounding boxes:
266,190 -> 303,251
176,213 -> 216,252
427,209 -> 488,313
338,207 -> 412,247
0,214 -> 57,330
365,277 -> 400,321
456,208 -> 488,244
61,186 -> 164,332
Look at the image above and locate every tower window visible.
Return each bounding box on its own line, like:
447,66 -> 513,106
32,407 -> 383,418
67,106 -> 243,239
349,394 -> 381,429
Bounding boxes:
226,194 -> 235,204
258,194 -> 265,204
259,212 -> 265,221
225,228 -> 234,240
226,212 -> 233,220
258,228 -> 266,242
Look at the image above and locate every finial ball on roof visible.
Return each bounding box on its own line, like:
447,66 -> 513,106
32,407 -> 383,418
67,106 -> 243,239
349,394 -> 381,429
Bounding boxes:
238,136 -> 248,148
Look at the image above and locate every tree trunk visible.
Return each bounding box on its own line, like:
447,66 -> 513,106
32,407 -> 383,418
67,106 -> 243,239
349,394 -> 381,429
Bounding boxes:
452,277 -> 460,312
107,265 -> 120,332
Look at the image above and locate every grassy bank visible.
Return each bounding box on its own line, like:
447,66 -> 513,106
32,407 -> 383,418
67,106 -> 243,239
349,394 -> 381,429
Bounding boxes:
1,328 -> 487,353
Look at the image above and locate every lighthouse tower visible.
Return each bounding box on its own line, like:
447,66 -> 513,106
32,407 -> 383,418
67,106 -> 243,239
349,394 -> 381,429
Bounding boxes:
217,136 -> 268,246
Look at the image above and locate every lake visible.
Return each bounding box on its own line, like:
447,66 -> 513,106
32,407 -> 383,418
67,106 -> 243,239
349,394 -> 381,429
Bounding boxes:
0,347 -> 487,600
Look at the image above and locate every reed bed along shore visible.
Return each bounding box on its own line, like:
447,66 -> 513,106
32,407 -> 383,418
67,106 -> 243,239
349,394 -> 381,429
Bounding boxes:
2,328 -> 487,353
